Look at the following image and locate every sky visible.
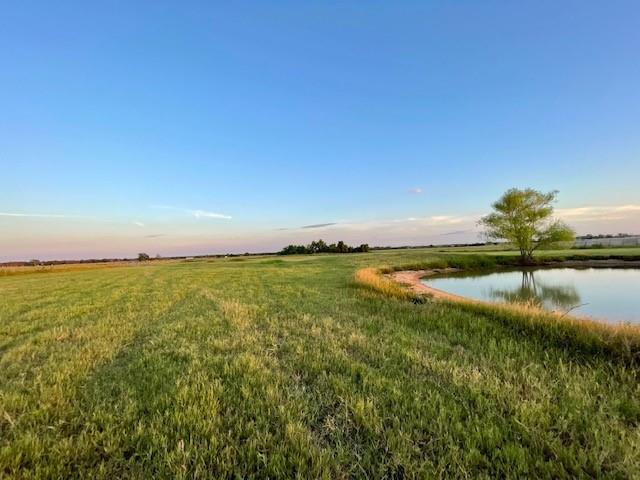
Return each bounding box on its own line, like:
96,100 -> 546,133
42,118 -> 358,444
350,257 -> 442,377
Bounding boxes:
2,1 -> 640,261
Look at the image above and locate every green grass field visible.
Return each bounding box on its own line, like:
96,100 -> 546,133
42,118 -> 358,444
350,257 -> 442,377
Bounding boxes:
1,248 -> 639,478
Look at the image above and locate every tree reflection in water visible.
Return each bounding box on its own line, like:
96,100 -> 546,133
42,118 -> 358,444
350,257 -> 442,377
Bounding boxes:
487,270 -> 581,310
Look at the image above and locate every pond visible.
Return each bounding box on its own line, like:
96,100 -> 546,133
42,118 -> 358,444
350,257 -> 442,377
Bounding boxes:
422,268 -> 640,324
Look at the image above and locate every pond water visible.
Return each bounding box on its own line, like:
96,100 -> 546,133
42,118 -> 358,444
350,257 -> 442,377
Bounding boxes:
422,268 -> 640,324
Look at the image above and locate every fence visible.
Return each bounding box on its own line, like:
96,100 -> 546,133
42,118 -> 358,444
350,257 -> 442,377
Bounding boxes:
574,236 -> 640,248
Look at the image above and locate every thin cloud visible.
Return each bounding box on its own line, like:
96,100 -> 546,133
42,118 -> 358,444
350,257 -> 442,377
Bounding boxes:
392,215 -> 476,225
556,204 -> 640,222
0,212 -> 75,218
152,205 -> 232,220
132,221 -> 145,227
191,210 -> 232,220
408,187 -> 424,194
301,223 -> 338,229
145,234 -> 166,238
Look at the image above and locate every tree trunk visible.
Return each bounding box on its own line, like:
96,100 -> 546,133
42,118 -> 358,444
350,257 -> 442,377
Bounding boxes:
519,248 -> 535,265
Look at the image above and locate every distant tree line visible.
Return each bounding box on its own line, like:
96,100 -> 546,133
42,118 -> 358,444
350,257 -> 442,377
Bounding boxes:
578,233 -> 637,239
279,239 -> 370,255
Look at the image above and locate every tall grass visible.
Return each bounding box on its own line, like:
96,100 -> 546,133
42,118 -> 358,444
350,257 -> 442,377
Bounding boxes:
353,267 -> 414,300
0,261 -> 140,277
463,301 -> 640,365
377,254 -> 522,274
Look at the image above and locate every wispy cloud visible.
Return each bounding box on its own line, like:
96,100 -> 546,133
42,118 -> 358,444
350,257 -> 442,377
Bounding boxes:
429,215 -> 459,223
556,204 -> 640,222
301,222 -> 338,229
392,215 -> 476,225
132,221 -> 145,227
145,234 -> 166,238
152,205 -> 232,220
191,210 -> 232,219
408,187 -> 424,195
0,212 -> 75,218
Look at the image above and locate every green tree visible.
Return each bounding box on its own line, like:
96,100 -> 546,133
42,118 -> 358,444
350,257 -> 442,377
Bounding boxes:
137,253 -> 150,262
307,239 -> 328,254
479,188 -> 575,264
279,244 -> 308,255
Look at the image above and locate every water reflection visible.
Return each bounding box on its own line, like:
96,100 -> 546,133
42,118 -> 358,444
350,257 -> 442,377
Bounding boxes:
486,271 -> 581,311
423,267 -> 640,324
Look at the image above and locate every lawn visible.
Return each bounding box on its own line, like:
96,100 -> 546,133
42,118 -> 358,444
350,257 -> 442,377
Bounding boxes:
1,248 -> 639,478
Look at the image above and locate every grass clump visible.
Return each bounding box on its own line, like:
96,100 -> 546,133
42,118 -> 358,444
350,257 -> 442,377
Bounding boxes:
353,267 -> 414,300
456,299 -> 640,366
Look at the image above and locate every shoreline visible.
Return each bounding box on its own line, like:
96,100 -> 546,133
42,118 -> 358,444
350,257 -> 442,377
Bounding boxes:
386,268 -> 472,302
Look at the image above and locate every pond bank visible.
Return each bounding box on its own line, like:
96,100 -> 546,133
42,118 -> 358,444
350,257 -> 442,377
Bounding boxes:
387,259 -> 640,305
386,268 -> 468,301
356,258 -> 640,367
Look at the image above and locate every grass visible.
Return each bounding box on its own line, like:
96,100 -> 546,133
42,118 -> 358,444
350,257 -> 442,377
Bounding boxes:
0,261 -> 143,277
353,267 -> 413,300
1,247 -> 640,478
355,266 -> 640,366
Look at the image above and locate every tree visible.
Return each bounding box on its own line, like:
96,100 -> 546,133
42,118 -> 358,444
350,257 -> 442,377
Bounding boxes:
279,239 -> 368,255
336,240 -> 348,253
137,252 -> 150,261
479,188 -> 575,264
279,244 -> 308,255
357,244 -> 370,253
307,239 -> 328,254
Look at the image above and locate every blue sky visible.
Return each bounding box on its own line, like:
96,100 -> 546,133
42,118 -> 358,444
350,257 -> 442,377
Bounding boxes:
2,1 -> 640,260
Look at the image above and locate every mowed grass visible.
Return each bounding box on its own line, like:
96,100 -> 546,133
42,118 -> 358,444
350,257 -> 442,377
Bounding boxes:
1,248 -> 639,478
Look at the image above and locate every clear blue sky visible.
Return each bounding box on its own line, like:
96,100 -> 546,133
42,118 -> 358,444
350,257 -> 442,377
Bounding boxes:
2,1 -> 639,260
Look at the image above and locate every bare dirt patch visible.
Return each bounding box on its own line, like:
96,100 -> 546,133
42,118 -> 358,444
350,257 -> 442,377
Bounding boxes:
386,268 -> 475,302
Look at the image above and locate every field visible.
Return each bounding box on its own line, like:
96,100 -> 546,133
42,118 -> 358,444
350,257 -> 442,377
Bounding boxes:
1,248 -> 639,478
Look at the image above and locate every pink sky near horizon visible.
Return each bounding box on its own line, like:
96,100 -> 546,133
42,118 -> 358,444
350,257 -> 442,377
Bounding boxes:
2,204 -> 639,262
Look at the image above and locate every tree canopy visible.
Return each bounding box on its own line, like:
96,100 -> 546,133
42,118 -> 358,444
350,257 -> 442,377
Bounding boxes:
479,188 -> 575,263
279,240 -> 369,255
